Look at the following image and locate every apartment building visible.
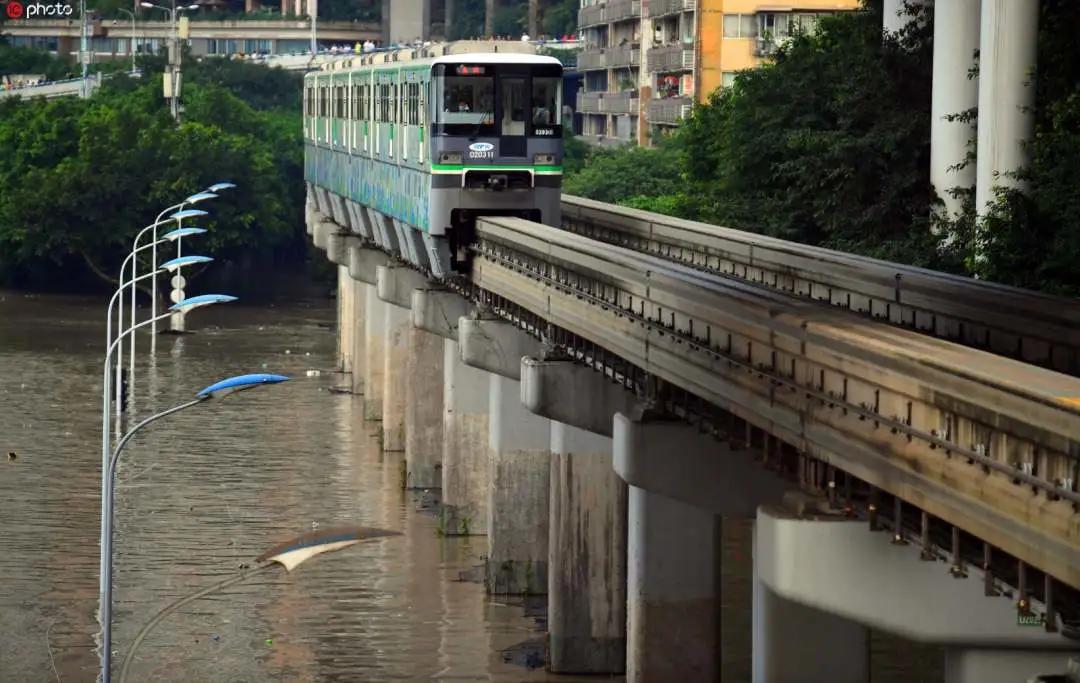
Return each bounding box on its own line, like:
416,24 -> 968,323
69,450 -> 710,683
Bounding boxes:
576,0 -> 860,146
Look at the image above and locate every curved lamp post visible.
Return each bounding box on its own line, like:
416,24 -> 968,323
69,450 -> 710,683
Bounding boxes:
99,284 -> 233,620
118,525 -> 401,683
100,373 -> 289,683
114,229 -> 208,422
123,194 -> 215,396
132,183 -> 234,355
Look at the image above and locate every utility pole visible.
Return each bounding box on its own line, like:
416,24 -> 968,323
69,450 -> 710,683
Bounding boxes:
79,0 -> 89,98
310,0 -> 317,56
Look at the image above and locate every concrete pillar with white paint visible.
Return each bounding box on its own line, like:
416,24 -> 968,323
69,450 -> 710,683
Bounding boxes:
485,373 -> 550,594
441,337 -> 490,536
931,0 -> 981,218
404,324 -> 444,488
363,283 -> 385,421
974,0 -> 1039,222
549,420 -> 627,673
380,300 -> 410,451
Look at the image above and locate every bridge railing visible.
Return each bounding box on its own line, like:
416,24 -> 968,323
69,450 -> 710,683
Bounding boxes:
560,195 -> 1080,375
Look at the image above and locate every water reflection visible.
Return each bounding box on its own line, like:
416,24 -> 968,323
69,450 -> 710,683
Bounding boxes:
0,291 -> 600,682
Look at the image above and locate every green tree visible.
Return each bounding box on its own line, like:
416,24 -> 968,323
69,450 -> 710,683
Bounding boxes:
563,141 -> 684,204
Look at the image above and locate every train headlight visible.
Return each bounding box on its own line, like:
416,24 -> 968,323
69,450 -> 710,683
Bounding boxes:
533,154 -> 555,166
439,152 -> 463,164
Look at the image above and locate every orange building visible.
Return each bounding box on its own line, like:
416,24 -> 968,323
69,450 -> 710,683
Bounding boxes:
575,0 -> 861,146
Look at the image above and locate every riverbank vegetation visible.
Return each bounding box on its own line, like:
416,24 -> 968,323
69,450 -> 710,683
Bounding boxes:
0,51 -> 306,291
564,0 -> 1080,295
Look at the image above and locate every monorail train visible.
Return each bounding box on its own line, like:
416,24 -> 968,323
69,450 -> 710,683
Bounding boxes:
303,42 -> 564,278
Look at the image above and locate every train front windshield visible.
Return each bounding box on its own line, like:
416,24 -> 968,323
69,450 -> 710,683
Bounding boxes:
433,63 -> 562,137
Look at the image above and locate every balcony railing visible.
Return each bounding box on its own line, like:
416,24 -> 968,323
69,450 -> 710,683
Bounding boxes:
648,44 -> 694,72
648,0 -> 695,18
607,44 -> 640,68
647,96 -> 693,125
578,44 -> 641,70
577,0 -> 642,29
578,90 -> 640,115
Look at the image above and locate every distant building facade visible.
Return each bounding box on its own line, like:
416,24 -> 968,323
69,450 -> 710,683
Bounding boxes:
576,0 -> 860,146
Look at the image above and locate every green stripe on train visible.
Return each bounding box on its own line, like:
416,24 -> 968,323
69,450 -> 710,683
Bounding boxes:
429,164 -> 564,173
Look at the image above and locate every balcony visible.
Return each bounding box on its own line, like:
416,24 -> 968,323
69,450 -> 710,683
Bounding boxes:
648,44 -> 694,72
647,96 -> 693,125
648,0 -> 695,18
578,4 -> 606,28
578,90 -> 640,115
578,44 -> 640,71
577,0 -> 642,29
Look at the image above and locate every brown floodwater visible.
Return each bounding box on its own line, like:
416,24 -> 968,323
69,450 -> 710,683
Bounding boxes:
0,290 -> 598,682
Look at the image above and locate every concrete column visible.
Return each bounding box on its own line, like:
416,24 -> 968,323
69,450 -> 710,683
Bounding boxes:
363,284 -> 385,421
485,374 -> 550,595
338,265 -> 354,373
548,421 -> 627,673
752,562 -> 869,683
348,274 -> 366,395
627,486 -> 721,682
931,0 -> 980,218
945,649 -> 1078,683
404,325 -> 444,488
975,0 -> 1039,218
381,301 -> 410,451
441,338 -> 489,536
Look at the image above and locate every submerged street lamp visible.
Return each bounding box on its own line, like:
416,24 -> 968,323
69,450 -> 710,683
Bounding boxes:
118,525 -> 401,683
99,372 -> 289,683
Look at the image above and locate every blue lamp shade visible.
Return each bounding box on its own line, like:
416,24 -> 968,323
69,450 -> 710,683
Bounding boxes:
171,209 -> 209,221
196,373 -> 289,400
169,293 -> 237,314
160,255 -> 212,272
162,227 -> 207,241
207,182 -> 237,192
185,192 -> 218,204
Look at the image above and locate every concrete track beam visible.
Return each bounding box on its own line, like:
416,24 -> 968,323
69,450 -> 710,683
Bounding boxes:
521,357 -> 641,437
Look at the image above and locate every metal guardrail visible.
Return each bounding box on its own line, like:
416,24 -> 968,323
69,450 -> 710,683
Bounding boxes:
0,73 -> 103,99
578,0 -> 642,28
578,45 -> 640,70
560,196 -> 1080,375
474,215 -> 1080,587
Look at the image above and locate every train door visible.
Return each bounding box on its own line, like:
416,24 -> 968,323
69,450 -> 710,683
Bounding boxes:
500,76 -> 528,158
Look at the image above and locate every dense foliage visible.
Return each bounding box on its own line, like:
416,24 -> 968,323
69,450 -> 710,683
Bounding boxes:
448,0 -> 577,40
0,43 -> 75,80
564,0 -> 1080,294
0,51 -> 305,291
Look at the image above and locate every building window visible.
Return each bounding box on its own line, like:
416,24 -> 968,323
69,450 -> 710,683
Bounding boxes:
721,71 -> 738,88
722,14 -> 756,39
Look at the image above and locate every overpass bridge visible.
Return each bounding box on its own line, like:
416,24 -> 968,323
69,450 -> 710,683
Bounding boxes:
305,187 -> 1080,682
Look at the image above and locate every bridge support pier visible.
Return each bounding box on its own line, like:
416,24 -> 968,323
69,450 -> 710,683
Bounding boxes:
404,324 -> 444,488
380,301 -> 410,451
522,357 -> 630,673
337,265 -> 355,374
441,338 -> 490,536
363,283 -> 385,421
549,420 -> 627,673
485,373 -> 549,594
613,411 -> 791,681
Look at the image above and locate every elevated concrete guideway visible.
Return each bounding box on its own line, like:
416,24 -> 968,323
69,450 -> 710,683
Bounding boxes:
307,185 -> 1080,680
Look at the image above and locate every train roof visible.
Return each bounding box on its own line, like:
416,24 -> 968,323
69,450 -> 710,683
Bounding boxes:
308,40 -> 561,78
